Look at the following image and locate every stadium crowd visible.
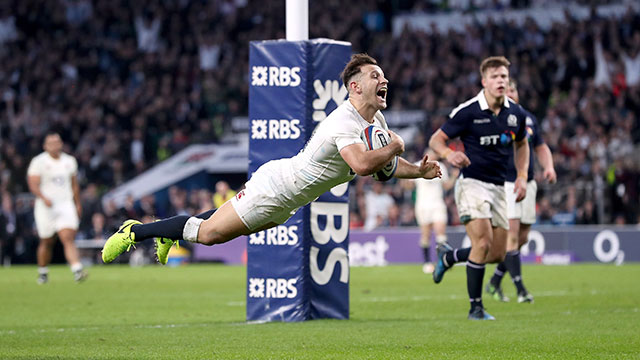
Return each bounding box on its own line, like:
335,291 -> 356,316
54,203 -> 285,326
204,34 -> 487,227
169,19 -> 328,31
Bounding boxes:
0,0 -> 639,264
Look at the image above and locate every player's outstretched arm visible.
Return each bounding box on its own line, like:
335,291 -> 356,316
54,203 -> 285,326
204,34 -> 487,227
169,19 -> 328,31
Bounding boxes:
394,154 -> 441,179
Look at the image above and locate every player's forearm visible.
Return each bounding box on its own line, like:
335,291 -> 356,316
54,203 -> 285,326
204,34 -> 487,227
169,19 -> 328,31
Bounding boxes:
347,145 -> 398,176
393,157 -> 420,178
514,141 -> 530,179
428,130 -> 450,159
365,146 -> 399,175
535,144 -> 554,173
73,189 -> 81,206
72,177 -> 82,206
27,177 -> 44,199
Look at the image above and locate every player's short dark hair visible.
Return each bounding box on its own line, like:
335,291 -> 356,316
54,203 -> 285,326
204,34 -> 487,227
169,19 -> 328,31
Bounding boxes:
479,56 -> 510,77
44,131 -> 60,138
341,53 -> 378,88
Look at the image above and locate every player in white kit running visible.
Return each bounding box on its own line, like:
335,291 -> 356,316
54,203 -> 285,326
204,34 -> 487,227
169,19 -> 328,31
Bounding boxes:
27,132 -> 87,284
102,54 -> 442,264
414,149 -> 458,273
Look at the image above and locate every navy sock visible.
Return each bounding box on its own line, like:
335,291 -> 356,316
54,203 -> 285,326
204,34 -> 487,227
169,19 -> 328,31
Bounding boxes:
422,246 -> 430,263
443,247 -> 471,267
504,250 -> 527,294
131,209 -> 216,242
467,260 -> 485,311
490,261 -> 507,287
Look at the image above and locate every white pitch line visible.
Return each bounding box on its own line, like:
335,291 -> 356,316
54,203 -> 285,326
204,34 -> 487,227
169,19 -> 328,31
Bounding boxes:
355,290 -> 571,303
0,291 -> 633,336
226,301 -> 245,307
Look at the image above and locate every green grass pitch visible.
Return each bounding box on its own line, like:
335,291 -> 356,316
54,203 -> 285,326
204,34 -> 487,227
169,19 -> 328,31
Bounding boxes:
1,263 -> 638,359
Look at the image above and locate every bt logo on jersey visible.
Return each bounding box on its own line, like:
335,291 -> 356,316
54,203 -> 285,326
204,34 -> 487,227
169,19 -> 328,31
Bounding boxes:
249,225 -> 299,246
248,277 -> 298,298
479,135 -> 500,145
480,132 -> 515,147
251,66 -> 301,87
251,119 -> 301,140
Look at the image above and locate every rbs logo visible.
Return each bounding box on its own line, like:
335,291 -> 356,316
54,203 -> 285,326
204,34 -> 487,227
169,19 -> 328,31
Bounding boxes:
309,200 -> 349,286
251,66 -> 301,87
251,119 -> 301,140
249,225 -> 299,246
248,278 -> 298,298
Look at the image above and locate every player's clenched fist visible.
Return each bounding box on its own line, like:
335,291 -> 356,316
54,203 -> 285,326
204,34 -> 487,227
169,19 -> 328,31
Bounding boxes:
445,151 -> 471,168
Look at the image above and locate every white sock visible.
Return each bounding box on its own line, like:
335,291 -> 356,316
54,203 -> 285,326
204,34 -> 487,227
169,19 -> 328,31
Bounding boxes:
183,217 -> 204,242
70,263 -> 83,273
38,267 -> 49,275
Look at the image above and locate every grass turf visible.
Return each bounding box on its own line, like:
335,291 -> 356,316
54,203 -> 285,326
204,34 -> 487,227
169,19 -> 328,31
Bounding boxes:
0,263 -> 638,359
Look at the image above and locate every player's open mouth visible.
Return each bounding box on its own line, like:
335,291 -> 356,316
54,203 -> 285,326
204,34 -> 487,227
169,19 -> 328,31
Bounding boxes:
377,87 -> 387,101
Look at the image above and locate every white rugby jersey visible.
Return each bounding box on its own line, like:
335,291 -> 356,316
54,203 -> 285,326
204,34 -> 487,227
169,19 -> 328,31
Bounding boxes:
284,100 -> 389,205
27,152 -> 78,203
415,161 -> 449,207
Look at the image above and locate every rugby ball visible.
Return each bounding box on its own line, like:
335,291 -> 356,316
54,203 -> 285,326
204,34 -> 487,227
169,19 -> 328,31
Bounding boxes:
360,125 -> 398,181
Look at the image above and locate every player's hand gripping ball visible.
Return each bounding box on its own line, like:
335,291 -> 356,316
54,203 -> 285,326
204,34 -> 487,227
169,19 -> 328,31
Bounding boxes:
360,125 -> 398,181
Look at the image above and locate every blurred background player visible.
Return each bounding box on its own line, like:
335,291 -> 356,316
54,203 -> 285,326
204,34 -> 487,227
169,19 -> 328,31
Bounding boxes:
414,149 -> 457,273
212,180 -> 236,210
486,79 -> 557,303
102,54 -> 441,266
27,132 -> 87,284
364,181 -> 395,231
429,56 -> 529,320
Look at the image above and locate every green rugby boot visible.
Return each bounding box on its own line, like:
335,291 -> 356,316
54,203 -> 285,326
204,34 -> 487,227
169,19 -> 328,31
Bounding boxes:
485,283 -> 510,302
155,236 -> 178,265
102,219 -> 141,263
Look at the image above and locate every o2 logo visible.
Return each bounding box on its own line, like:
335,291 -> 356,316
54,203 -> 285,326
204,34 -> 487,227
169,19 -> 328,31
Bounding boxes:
593,230 -> 624,264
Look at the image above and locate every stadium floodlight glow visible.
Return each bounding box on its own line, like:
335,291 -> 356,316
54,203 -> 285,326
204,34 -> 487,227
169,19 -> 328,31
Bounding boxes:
286,0 -> 308,41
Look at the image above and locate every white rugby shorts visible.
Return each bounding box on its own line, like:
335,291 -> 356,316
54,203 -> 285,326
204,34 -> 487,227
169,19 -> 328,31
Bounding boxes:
415,203 -> 447,225
34,199 -> 79,238
230,160 -> 300,231
454,176 -> 508,229
505,180 -> 537,224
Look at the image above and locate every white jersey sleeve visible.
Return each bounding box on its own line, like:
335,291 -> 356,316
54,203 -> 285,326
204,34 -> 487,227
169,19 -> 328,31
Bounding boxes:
27,154 -> 44,177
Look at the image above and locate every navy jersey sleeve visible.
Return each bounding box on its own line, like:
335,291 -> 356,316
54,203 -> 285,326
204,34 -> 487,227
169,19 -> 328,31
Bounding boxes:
514,106 -> 527,142
529,113 -> 544,147
441,109 -> 468,139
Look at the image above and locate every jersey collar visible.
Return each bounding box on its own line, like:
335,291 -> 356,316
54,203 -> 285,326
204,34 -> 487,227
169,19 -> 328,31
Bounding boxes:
477,90 -> 511,111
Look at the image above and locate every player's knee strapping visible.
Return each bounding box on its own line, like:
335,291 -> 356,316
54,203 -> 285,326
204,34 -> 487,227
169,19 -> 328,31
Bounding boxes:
183,217 -> 204,242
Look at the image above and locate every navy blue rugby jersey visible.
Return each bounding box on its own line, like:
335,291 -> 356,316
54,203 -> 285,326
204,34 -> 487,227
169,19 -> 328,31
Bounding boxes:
505,105 -> 544,182
441,90 -> 527,185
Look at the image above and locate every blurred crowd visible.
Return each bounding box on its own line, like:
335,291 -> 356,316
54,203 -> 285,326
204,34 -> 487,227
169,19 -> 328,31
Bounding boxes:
0,0 -> 639,264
